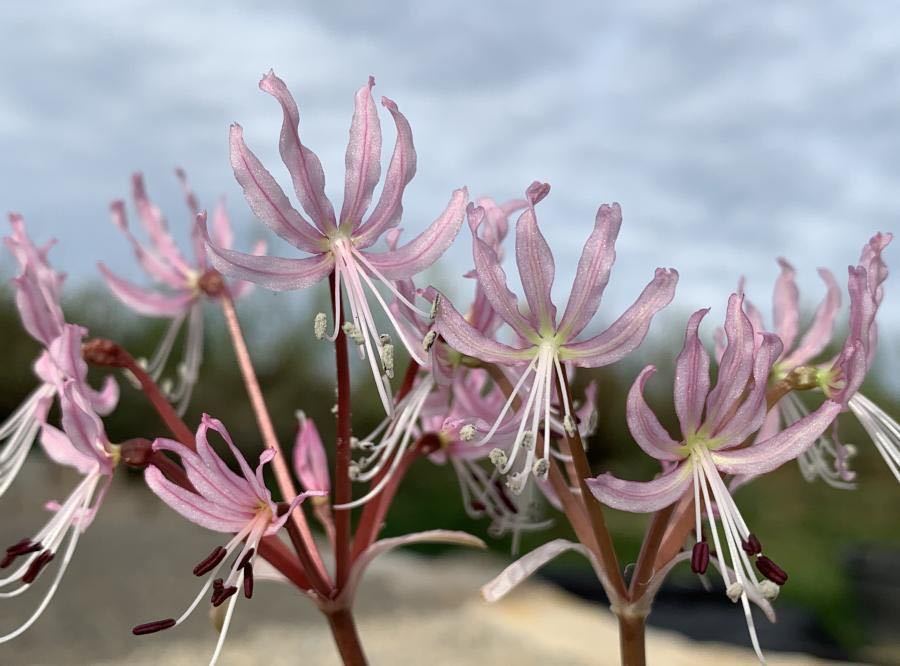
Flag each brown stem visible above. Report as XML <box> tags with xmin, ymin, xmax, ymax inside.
<box><xmin>218</xmin><ymin>292</ymin><xmax>332</xmax><ymax>594</ymax></box>
<box><xmin>325</xmin><ymin>608</ymin><xmax>368</xmax><ymax>666</ymax></box>
<box><xmin>652</xmin><ymin>494</ymin><xmax>695</xmax><ymax>572</ymax></box>
<box><xmin>331</xmin><ymin>272</ymin><xmax>353</xmax><ymax>588</ymax></box>
<box><xmin>618</xmin><ymin>613</ymin><xmax>647</xmax><ymax>666</ymax></box>
<box><xmin>629</xmin><ymin>502</ymin><xmax>676</xmax><ymax>600</ymax></box>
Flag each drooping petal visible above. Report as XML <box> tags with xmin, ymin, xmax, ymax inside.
<box><xmin>559</xmin><ymin>268</ymin><xmax>678</xmax><ymax>367</ymax></box>
<box><xmin>515</xmin><ymin>182</ymin><xmax>556</xmax><ymax>331</ymax></box>
<box><xmin>360</xmin><ymin>187</ymin><xmax>467</xmax><ymax>280</ymax></box>
<box><xmin>779</xmin><ymin>268</ymin><xmax>841</xmax><ymax>368</ymax></box>
<box><xmin>339</xmin><ymin>77</ymin><xmax>382</xmax><ymax>231</ymax></box>
<box><xmin>12</xmin><ymin>268</ymin><xmax>64</xmax><ymax>346</ymax></box>
<box><xmin>39</xmin><ymin>424</ymin><xmax>96</xmax><ymax>476</ymax></box>
<box><xmin>202</xmin><ymin>220</ymin><xmax>333</xmax><ymax>292</ymax></box>
<box><xmin>674</xmin><ymin>309</ymin><xmax>711</xmax><ymax>435</ymax></box>
<box><xmin>711</xmin><ymin>401</ymin><xmax>842</xmax><ymax>476</ymax></box>
<box><xmin>705</xmin><ymin>294</ymin><xmax>755</xmax><ymax>433</ymax></box>
<box><xmin>229</xmin><ymin>123</ymin><xmax>325</xmax><ymax>254</ymax></box>
<box><xmin>772</xmin><ymin>258</ymin><xmax>800</xmax><ymax>353</ymax></box>
<box><xmin>59</xmin><ymin>381</ymin><xmax>108</xmax><ymax>467</ymax></box>
<box><xmin>586</xmin><ymin>463</ymin><xmax>693</xmax><ymax>513</ymax></box>
<box><xmin>87</xmin><ymin>376</ymin><xmax>120</xmax><ymax>416</ymax></box>
<box><xmin>352</xmin><ymin>96</ymin><xmax>417</xmax><ymax>249</ymax></box>
<box><xmin>293</xmin><ymin>411</ymin><xmax>330</xmax><ymax>493</ymax></box>
<box><xmin>625</xmin><ymin>366</ymin><xmax>682</xmax><ymax>461</ymax></box>
<box><xmin>227</xmin><ymin>239</ymin><xmax>268</xmax><ymax>301</ymax></box>
<box><xmin>97</xmin><ymin>263</ymin><xmax>196</xmax><ymax>317</ymax></box>
<box><xmin>259</xmin><ymin>70</ymin><xmax>337</xmax><ymax>233</ymax></box>
<box><xmin>557</xmin><ymin>202</ymin><xmax>623</xmax><ymax>339</ymax></box>
<box><xmin>144</xmin><ymin>466</ymin><xmax>251</xmax><ymax>533</ymax></box>
<box><xmin>433</xmin><ymin>291</ymin><xmax>533</xmax><ymax>365</ymax></box>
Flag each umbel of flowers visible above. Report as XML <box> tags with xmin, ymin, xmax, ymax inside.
<box><xmin>0</xmin><ymin>68</ymin><xmax>895</xmax><ymax>666</ymax></box>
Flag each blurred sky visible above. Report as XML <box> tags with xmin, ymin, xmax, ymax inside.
<box><xmin>1</xmin><ymin>2</ymin><xmax>898</xmax><ymax>372</ymax></box>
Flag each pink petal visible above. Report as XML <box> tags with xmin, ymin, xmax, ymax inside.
<box><xmin>559</xmin><ymin>268</ymin><xmax>678</xmax><ymax>367</ymax></box>
<box><xmin>705</xmin><ymin>294</ymin><xmax>755</xmax><ymax>433</ymax></box>
<box><xmin>174</xmin><ymin>168</ymin><xmax>209</xmax><ymax>268</ymax></box>
<box><xmin>557</xmin><ymin>202</ymin><xmax>623</xmax><ymax>340</ymax></box>
<box><xmin>98</xmin><ymin>263</ymin><xmax>196</xmax><ymax>317</ymax></box>
<box><xmin>293</xmin><ymin>411</ymin><xmax>331</xmax><ymax>493</ymax></box>
<box><xmin>227</xmin><ymin>239</ymin><xmax>268</xmax><ymax>301</ymax></box>
<box><xmin>340</xmin><ymin>77</ymin><xmax>382</xmax><ymax>231</ymax></box>
<box><xmin>210</xmin><ymin>198</ymin><xmax>235</xmax><ymax>250</ymax></box>
<box><xmin>712</xmin><ymin>400</ymin><xmax>842</xmax><ymax>476</ymax></box>
<box><xmin>433</xmin><ymin>290</ymin><xmax>533</xmax><ymax>365</ymax></box>
<box><xmin>130</xmin><ymin>173</ymin><xmax>193</xmax><ymax>277</ymax></box>
<box><xmin>360</xmin><ymin>187</ymin><xmax>467</xmax><ymax>280</ymax></box>
<box><xmin>12</xmin><ymin>269</ymin><xmax>64</xmax><ymax>346</ymax></box>
<box><xmin>144</xmin><ymin>466</ymin><xmax>252</xmax><ymax>533</ymax></box>
<box><xmin>674</xmin><ymin>308</ymin><xmax>711</xmax><ymax>435</ymax></box>
<box><xmin>586</xmin><ymin>463</ymin><xmax>692</xmax><ymax>513</ymax></box>
<box><xmin>59</xmin><ymin>381</ymin><xmax>107</xmax><ymax>466</ymax></box>
<box><xmin>352</xmin><ymin>96</ymin><xmax>417</xmax><ymax>249</ymax></box>
<box><xmin>87</xmin><ymin>376</ymin><xmax>120</xmax><ymax>416</ymax></box>
<box><xmin>772</xmin><ymin>258</ymin><xmax>800</xmax><ymax>352</ymax></box>
<box><xmin>259</xmin><ymin>70</ymin><xmax>337</xmax><ymax>233</ymax></box>
<box><xmin>515</xmin><ymin>182</ymin><xmax>557</xmax><ymax>331</ymax></box>
<box><xmin>626</xmin><ymin>366</ymin><xmax>682</xmax><ymax>461</ymax></box>
<box><xmin>230</xmin><ymin>123</ymin><xmax>326</xmax><ymax>254</ymax></box>
<box><xmin>108</xmin><ymin>200</ymin><xmax>187</xmax><ymax>289</ymax></box>
<box><xmin>780</xmin><ymin>268</ymin><xmax>840</xmax><ymax>368</ymax></box>
<box><xmin>40</xmin><ymin>424</ymin><xmax>96</xmax><ymax>475</ymax></box>
<box><xmin>201</xmin><ymin>414</ymin><xmax>269</xmax><ymax>500</ymax></box>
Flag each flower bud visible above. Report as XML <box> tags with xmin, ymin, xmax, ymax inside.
<box><xmin>292</xmin><ymin>411</ymin><xmax>330</xmax><ymax>494</ymax></box>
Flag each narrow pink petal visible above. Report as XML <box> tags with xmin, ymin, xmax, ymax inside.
<box><xmin>227</xmin><ymin>239</ymin><xmax>268</xmax><ymax>301</ymax></box>
<box><xmin>40</xmin><ymin>424</ymin><xmax>96</xmax><ymax>475</ymax></box>
<box><xmin>12</xmin><ymin>269</ymin><xmax>64</xmax><ymax>346</ymax></box>
<box><xmin>210</xmin><ymin>198</ymin><xmax>235</xmax><ymax>250</ymax></box>
<box><xmin>108</xmin><ymin>200</ymin><xmax>187</xmax><ymax>289</ymax></box>
<box><xmin>98</xmin><ymin>263</ymin><xmax>195</xmax><ymax>317</ymax></box>
<box><xmin>705</xmin><ymin>294</ymin><xmax>755</xmax><ymax>432</ymax></box>
<box><xmin>340</xmin><ymin>77</ymin><xmax>382</xmax><ymax>230</ymax></box>
<box><xmin>674</xmin><ymin>309</ymin><xmax>711</xmax><ymax>435</ymax></box>
<box><xmin>59</xmin><ymin>381</ymin><xmax>107</xmax><ymax>465</ymax></box>
<box><xmin>173</xmin><ymin>168</ymin><xmax>210</xmax><ymax>268</ymax></box>
<box><xmin>131</xmin><ymin>174</ymin><xmax>193</xmax><ymax>275</ymax></box>
<box><xmin>293</xmin><ymin>412</ymin><xmax>331</xmax><ymax>493</ymax></box>
<box><xmin>859</xmin><ymin>231</ymin><xmax>892</xmax><ymax>305</ymax></box>
<box><xmin>626</xmin><ymin>366</ymin><xmax>682</xmax><ymax>461</ymax></box>
<box><xmin>203</xmin><ymin>220</ymin><xmax>333</xmax><ymax>292</ymax></box>
<box><xmin>586</xmin><ymin>464</ymin><xmax>692</xmax><ymax>513</ymax></box>
<box><xmin>259</xmin><ymin>70</ymin><xmax>337</xmax><ymax>233</ymax></box>
<box><xmin>557</xmin><ymin>202</ymin><xmax>623</xmax><ymax>339</ymax></box>
<box><xmin>780</xmin><ymin>268</ymin><xmax>840</xmax><ymax>368</ymax></box>
<box><xmin>230</xmin><ymin>123</ymin><xmax>326</xmax><ymax>253</ymax></box>
<box><xmin>360</xmin><ymin>187</ymin><xmax>467</xmax><ymax>280</ymax></box>
<box><xmin>433</xmin><ymin>290</ymin><xmax>533</xmax><ymax>365</ymax></box>
<box><xmin>352</xmin><ymin>96</ymin><xmax>417</xmax><ymax>249</ymax></box>
<box><xmin>87</xmin><ymin>376</ymin><xmax>120</xmax><ymax>416</ymax></box>
<box><xmin>712</xmin><ymin>400</ymin><xmax>842</xmax><ymax>476</ymax></box>
<box><xmin>559</xmin><ymin>268</ymin><xmax>678</xmax><ymax>368</ymax></box>
<box><xmin>201</xmin><ymin>414</ymin><xmax>268</xmax><ymax>498</ymax></box>
<box><xmin>515</xmin><ymin>182</ymin><xmax>557</xmax><ymax>331</ymax></box>
<box><xmin>772</xmin><ymin>258</ymin><xmax>800</xmax><ymax>352</ymax></box>
<box><xmin>144</xmin><ymin>466</ymin><xmax>252</xmax><ymax>533</ymax></box>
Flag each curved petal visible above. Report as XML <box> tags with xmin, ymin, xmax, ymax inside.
<box><xmin>772</xmin><ymin>258</ymin><xmax>800</xmax><ymax>352</ymax></box>
<box><xmin>229</xmin><ymin>123</ymin><xmax>325</xmax><ymax>253</ymax></box>
<box><xmin>353</xmin><ymin>96</ymin><xmax>417</xmax><ymax>249</ymax></box>
<box><xmin>203</xmin><ymin>225</ymin><xmax>333</xmax><ymax>292</ymax></box>
<box><xmin>108</xmin><ymin>200</ymin><xmax>187</xmax><ymax>289</ymax></box>
<box><xmin>626</xmin><ymin>366</ymin><xmax>682</xmax><ymax>461</ymax></box>
<box><xmin>59</xmin><ymin>381</ymin><xmax>107</xmax><ymax>465</ymax></box>
<box><xmin>130</xmin><ymin>173</ymin><xmax>193</xmax><ymax>276</ymax></box>
<box><xmin>97</xmin><ymin>263</ymin><xmax>194</xmax><ymax>317</ymax></box>
<box><xmin>12</xmin><ymin>268</ymin><xmax>64</xmax><ymax>346</ymax></box>
<box><xmin>586</xmin><ymin>463</ymin><xmax>692</xmax><ymax>513</ymax></box>
<box><xmin>515</xmin><ymin>182</ymin><xmax>556</xmax><ymax>331</ymax></box>
<box><xmin>209</xmin><ymin>198</ymin><xmax>235</xmax><ymax>250</ymax></box>
<box><xmin>674</xmin><ymin>308</ymin><xmax>711</xmax><ymax>435</ymax></box>
<box><xmin>433</xmin><ymin>290</ymin><xmax>532</xmax><ymax>365</ymax></box>
<box><xmin>40</xmin><ymin>424</ymin><xmax>96</xmax><ymax>475</ymax></box>
<box><xmin>705</xmin><ymin>293</ymin><xmax>754</xmax><ymax>432</ymax></box>
<box><xmin>87</xmin><ymin>376</ymin><xmax>120</xmax><ymax>416</ymax></box>
<box><xmin>227</xmin><ymin>239</ymin><xmax>268</xmax><ymax>300</ymax></box>
<box><xmin>360</xmin><ymin>187</ymin><xmax>467</xmax><ymax>280</ymax></box>
<box><xmin>559</xmin><ymin>268</ymin><xmax>678</xmax><ymax>367</ymax></box>
<box><xmin>340</xmin><ymin>77</ymin><xmax>382</xmax><ymax>231</ymax></box>
<box><xmin>259</xmin><ymin>70</ymin><xmax>336</xmax><ymax>233</ymax></box>
<box><xmin>558</xmin><ymin>202</ymin><xmax>623</xmax><ymax>339</ymax></box>
<box><xmin>780</xmin><ymin>268</ymin><xmax>840</xmax><ymax>368</ymax></box>
<box><xmin>144</xmin><ymin>466</ymin><xmax>252</xmax><ymax>533</ymax></box>
<box><xmin>712</xmin><ymin>400</ymin><xmax>842</xmax><ymax>476</ymax></box>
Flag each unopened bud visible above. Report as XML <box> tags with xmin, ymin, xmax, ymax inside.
<box><xmin>489</xmin><ymin>448</ymin><xmax>508</xmax><ymax>468</ymax></box>
<box><xmin>314</xmin><ymin>313</ymin><xmax>327</xmax><ymax>340</ymax></box>
<box><xmin>459</xmin><ymin>424</ymin><xmax>476</xmax><ymax>441</ymax></box>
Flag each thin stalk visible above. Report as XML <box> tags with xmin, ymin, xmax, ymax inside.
<box><xmin>325</xmin><ymin>608</ymin><xmax>368</xmax><ymax>666</ymax></box>
<box><xmin>629</xmin><ymin>503</ymin><xmax>676</xmax><ymax>600</ymax></box>
<box><xmin>331</xmin><ymin>272</ymin><xmax>353</xmax><ymax>588</ymax></box>
<box><xmin>618</xmin><ymin>613</ymin><xmax>647</xmax><ymax>666</ymax></box>
<box><xmin>218</xmin><ymin>292</ymin><xmax>332</xmax><ymax>593</ymax></box>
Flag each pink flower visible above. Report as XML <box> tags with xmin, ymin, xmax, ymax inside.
<box><xmin>586</xmin><ymin>295</ymin><xmax>842</xmax><ymax>660</ymax></box>
<box><xmin>202</xmin><ymin>70</ymin><xmax>467</xmax><ymax>415</ymax></box>
<box><xmin>0</xmin><ymin>378</ymin><xmax>117</xmax><ymax>643</ymax></box>
<box><xmin>134</xmin><ymin>414</ymin><xmax>321</xmax><ymax>663</ymax></box>
<box><xmin>434</xmin><ymin>182</ymin><xmax>677</xmax><ymax>489</ymax></box>
<box><xmin>2</xmin><ymin>219</ymin><xmax>118</xmax><ymax>498</ymax></box>
<box><xmin>99</xmin><ymin>171</ymin><xmax>264</xmax><ymax>414</ymax></box>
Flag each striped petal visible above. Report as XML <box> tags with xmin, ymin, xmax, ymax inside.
<box><xmin>340</xmin><ymin>77</ymin><xmax>382</xmax><ymax>231</ymax></box>
<box><xmin>586</xmin><ymin>463</ymin><xmax>692</xmax><ymax>513</ymax></box>
<box><xmin>705</xmin><ymin>294</ymin><xmax>754</xmax><ymax>432</ymax></box>
<box><xmin>772</xmin><ymin>258</ymin><xmax>800</xmax><ymax>352</ymax></box>
<box><xmin>674</xmin><ymin>309</ymin><xmax>711</xmax><ymax>435</ymax></box>
<box><xmin>626</xmin><ymin>366</ymin><xmax>682</xmax><ymax>461</ymax></box>
<box><xmin>98</xmin><ymin>263</ymin><xmax>195</xmax><ymax>317</ymax></box>
<box><xmin>515</xmin><ymin>182</ymin><xmax>556</xmax><ymax>331</ymax></box>
<box><xmin>433</xmin><ymin>290</ymin><xmax>532</xmax><ymax>365</ymax></box>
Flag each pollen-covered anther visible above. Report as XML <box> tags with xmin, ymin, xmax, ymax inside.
<box><xmin>488</xmin><ymin>448</ymin><xmax>508</xmax><ymax>468</ymax></box>
<box><xmin>741</xmin><ymin>533</ymin><xmax>762</xmax><ymax>556</ymax></box>
<box><xmin>314</xmin><ymin>313</ymin><xmax>328</xmax><ymax>340</ymax></box>
<box><xmin>755</xmin><ymin>555</ymin><xmax>788</xmax><ymax>585</ymax></box>
<box><xmin>505</xmin><ymin>472</ymin><xmax>526</xmax><ymax>495</ymax></box>
<box><xmin>380</xmin><ymin>342</ymin><xmax>395</xmax><ymax>379</ymax></box>
<box><xmin>759</xmin><ymin>580</ymin><xmax>780</xmax><ymax>600</ymax></box>
<box><xmin>726</xmin><ymin>582</ymin><xmax>744</xmax><ymax>603</ymax></box>
<box><xmin>521</xmin><ymin>432</ymin><xmax>535</xmax><ymax>450</ymax></box>
<box><xmin>422</xmin><ymin>330</ymin><xmax>437</xmax><ymax>351</ymax></box>
<box><xmin>342</xmin><ymin>322</ymin><xmax>365</xmax><ymax>345</ymax></box>
<box><xmin>348</xmin><ymin>462</ymin><xmax>361</xmax><ymax>481</ymax></box>
<box><xmin>532</xmin><ymin>459</ymin><xmax>549</xmax><ymax>479</ymax></box>
<box><xmin>563</xmin><ymin>415</ymin><xmax>577</xmax><ymax>438</ymax></box>
<box><xmin>691</xmin><ymin>541</ymin><xmax>710</xmax><ymax>574</ymax></box>
<box><xmin>459</xmin><ymin>424</ymin><xmax>476</xmax><ymax>442</ymax></box>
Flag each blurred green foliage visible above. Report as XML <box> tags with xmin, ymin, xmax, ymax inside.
<box><xmin>0</xmin><ymin>281</ymin><xmax>897</xmax><ymax>655</ymax></box>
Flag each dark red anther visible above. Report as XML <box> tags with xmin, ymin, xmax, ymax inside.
<box><xmin>22</xmin><ymin>551</ymin><xmax>55</xmax><ymax>584</ymax></box>
<box><xmin>238</xmin><ymin>548</ymin><xmax>255</xmax><ymax>570</ymax></box>
<box><xmin>193</xmin><ymin>546</ymin><xmax>227</xmax><ymax>576</ymax></box>
<box><xmin>212</xmin><ymin>585</ymin><xmax>238</xmax><ymax>607</ymax></box>
<box><xmin>470</xmin><ymin>500</ymin><xmax>487</xmax><ymax>512</ymax></box>
<box><xmin>742</xmin><ymin>533</ymin><xmax>762</xmax><ymax>556</ymax></box>
<box><xmin>132</xmin><ymin>618</ymin><xmax>176</xmax><ymax>635</ymax></box>
<box><xmin>6</xmin><ymin>539</ymin><xmax>42</xmax><ymax>557</ymax></box>
<box><xmin>0</xmin><ymin>553</ymin><xmax>15</xmax><ymax>569</ymax></box>
<box><xmin>755</xmin><ymin>556</ymin><xmax>788</xmax><ymax>585</ymax></box>
<box><xmin>242</xmin><ymin>564</ymin><xmax>254</xmax><ymax>599</ymax></box>
<box><xmin>417</xmin><ymin>432</ymin><xmax>442</xmax><ymax>456</ymax></box>
<box><xmin>6</xmin><ymin>538</ymin><xmax>32</xmax><ymax>553</ymax></box>
<box><xmin>691</xmin><ymin>541</ymin><xmax>710</xmax><ymax>574</ymax></box>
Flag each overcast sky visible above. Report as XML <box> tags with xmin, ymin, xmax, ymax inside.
<box><xmin>1</xmin><ymin>2</ymin><xmax>897</xmax><ymax>372</ymax></box>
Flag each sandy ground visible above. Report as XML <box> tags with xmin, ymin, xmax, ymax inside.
<box><xmin>0</xmin><ymin>459</ymin><xmax>845</xmax><ymax>665</ymax></box>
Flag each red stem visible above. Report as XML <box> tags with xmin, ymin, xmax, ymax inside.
<box><xmin>325</xmin><ymin>608</ymin><xmax>368</xmax><ymax>665</ymax></box>
<box><xmin>331</xmin><ymin>272</ymin><xmax>353</xmax><ymax>589</ymax></box>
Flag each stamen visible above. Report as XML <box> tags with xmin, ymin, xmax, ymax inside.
<box><xmin>532</xmin><ymin>459</ymin><xmax>548</xmax><ymax>479</ymax></box>
<box><xmin>211</xmin><ymin>585</ymin><xmax>238</xmax><ymax>607</ymax></box>
<box><xmin>237</xmin><ymin>548</ymin><xmax>255</xmax><ymax>569</ymax></box>
<box><xmin>489</xmin><ymin>449</ymin><xmax>508</xmax><ymax>468</ymax></box>
<box><xmin>563</xmin><ymin>415</ymin><xmax>577</xmax><ymax>438</ymax></box>
<box><xmin>759</xmin><ymin>580</ymin><xmax>780</xmax><ymax>600</ymax></box>
<box><xmin>342</xmin><ymin>322</ymin><xmax>365</xmax><ymax>345</ymax></box>
<box><xmin>741</xmin><ymin>534</ymin><xmax>762</xmax><ymax>556</ymax></box>
<box><xmin>314</xmin><ymin>313</ymin><xmax>327</xmax><ymax>340</ymax></box>
<box><xmin>691</xmin><ymin>541</ymin><xmax>710</xmax><ymax>574</ymax></box>
<box><xmin>242</xmin><ymin>564</ymin><xmax>254</xmax><ymax>599</ymax></box>
<box><xmin>423</xmin><ymin>330</ymin><xmax>437</xmax><ymax>351</ymax></box>
<box><xmin>193</xmin><ymin>546</ymin><xmax>227</xmax><ymax>576</ymax></box>
<box><xmin>132</xmin><ymin>618</ymin><xmax>177</xmax><ymax>635</ymax></box>
<box><xmin>755</xmin><ymin>556</ymin><xmax>788</xmax><ymax>585</ymax></box>
<box><xmin>459</xmin><ymin>425</ymin><xmax>476</xmax><ymax>442</ymax></box>
<box><xmin>726</xmin><ymin>581</ymin><xmax>744</xmax><ymax>602</ymax></box>
<box><xmin>21</xmin><ymin>551</ymin><xmax>54</xmax><ymax>584</ymax></box>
